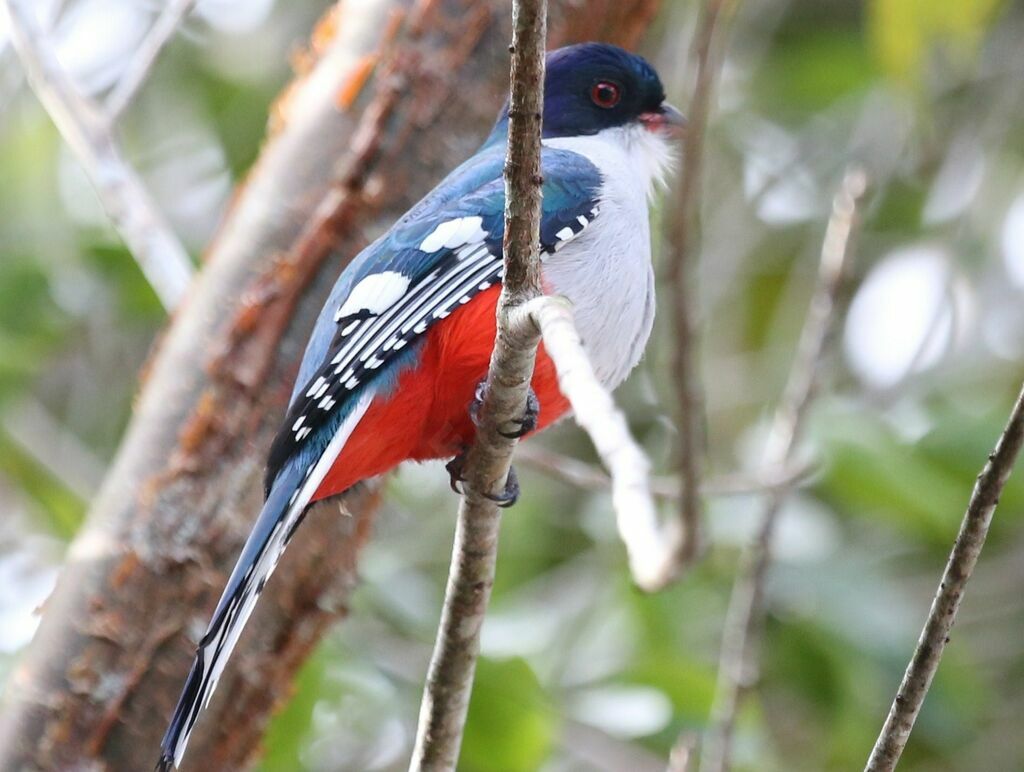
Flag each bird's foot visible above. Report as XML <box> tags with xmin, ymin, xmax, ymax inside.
<box><xmin>500</xmin><ymin>389</ymin><xmax>540</xmax><ymax>439</ymax></box>
<box><xmin>469</xmin><ymin>380</ymin><xmax>540</xmax><ymax>439</ymax></box>
<box><xmin>484</xmin><ymin>464</ymin><xmax>520</xmax><ymax>508</ymax></box>
<box><xmin>445</xmin><ymin>454</ymin><xmax>521</xmax><ymax>508</ymax></box>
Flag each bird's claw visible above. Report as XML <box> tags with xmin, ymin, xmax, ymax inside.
<box><xmin>470</xmin><ymin>381</ymin><xmax>540</xmax><ymax>440</ymax></box>
<box><xmin>498</xmin><ymin>388</ymin><xmax>540</xmax><ymax>439</ymax></box>
<box><xmin>446</xmin><ymin>456</ymin><xmax>521</xmax><ymax>507</ymax></box>
<box><xmin>483</xmin><ymin>465</ymin><xmax>520</xmax><ymax>508</ymax></box>
<box><xmin>446</xmin><ymin>453</ymin><xmax>467</xmax><ymax>494</ymax></box>
<box><xmin>469</xmin><ymin>381</ymin><xmax>487</xmax><ymax>428</ymax></box>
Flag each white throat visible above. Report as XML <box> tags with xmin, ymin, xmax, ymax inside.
<box><xmin>537</xmin><ymin>124</ymin><xmax>676</xmax><ymax>389</ymax></box>
<box><xmin>607</xmin><ymin>122</ymin><xmax>677</xmax><ymax>198</ymax></box>
<box><xmin>544</xmin><ymin>123</ymin><xmax>676</xmax><ymax>202</ymax></box>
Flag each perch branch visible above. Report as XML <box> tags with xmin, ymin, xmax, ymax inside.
<box><xmin>409</xmin><ymin>1</ymin><xmax>548</xmax><ymax>768</ymax></box>
<box><xmin>2</xmin><ymin>0</ymin><xmax>194</xmax><ymax>311</ymax></box>
<box><xmin>700</xmin><ymin>168</ymin><xmax>866</xmax><ymax>772</ymax></box>
<box><xmin>663</xmin><ymin>0</ymin><xmax>732</xmax><ymax>572</ymax></box>
<box><xmin>410</xmin><ymin>290</ymin><xmax>677</xmax><ymax>770</ymax></box>
<box><xmin>864</xmin><ymin>383</ymin><xmax>1024</xmax><ymax>771</ymax></box>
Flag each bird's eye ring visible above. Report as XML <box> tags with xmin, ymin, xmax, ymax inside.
<box><xmin>590</xmin><ymin>81</ymin><xmax>621</xmax><ymax>109</ymax></box>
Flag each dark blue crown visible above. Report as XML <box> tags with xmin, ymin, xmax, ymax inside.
<box><xmin>492</xmin><ymin>43</ymin><xmax>667</xmax><ymax>140</ymax></box>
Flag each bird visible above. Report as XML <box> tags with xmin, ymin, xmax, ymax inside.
<box><xmin>157</xmin><ymin>41</ymin><xmax>683</xmax><ymax>770</ymax></box>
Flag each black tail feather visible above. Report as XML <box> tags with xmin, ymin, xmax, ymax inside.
<box><xmin>156</xmin><ymin>651</ymin><xmax>206</xmax><ymax>769</ymax></box>
<box><xmin>154</xmin><ymin>460</ymin><xmax>306</xmax><ymax>769</ymax></box>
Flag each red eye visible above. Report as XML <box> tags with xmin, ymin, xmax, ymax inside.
<box><xmin>590</xmin><ymin>81</ymin><xmax>621</xmax><ymax>108</ymax></box>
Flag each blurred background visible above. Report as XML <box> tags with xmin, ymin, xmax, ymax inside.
<box><xmin>3</xmin><ymin>0</ymin><xmax>1024</xmax><ymax>770</ymax></box>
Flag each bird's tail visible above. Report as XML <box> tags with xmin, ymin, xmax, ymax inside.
<box><xmin>156</xmin><ymin>460</ymin><xmax>308</xmax><ymax>771</ymax></box>
<box><xmin>157</xmin><ymin>391</ymin><xmax>373</xmax><ymax>770</ymax></box>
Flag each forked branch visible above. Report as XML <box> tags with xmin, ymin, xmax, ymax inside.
<box><xmin>2</xmin><ymin>0</ymin><xmax>194</xmax><ymax>310</ymax></box>
<box><xmin>105</xmin><ymin>0</ymin><xmax>198</xmax><ymax>123</ymax></box>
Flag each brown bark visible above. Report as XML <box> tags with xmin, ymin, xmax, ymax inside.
<box><xmin>0</xmin><ymin>2</ymin><xmax>659</xmax><ymax>770</ymax></box>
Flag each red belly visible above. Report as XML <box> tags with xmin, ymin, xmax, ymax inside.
<box><xmin>311</xmin><ymin>286</ymin><xmax>570</xmax><ymax>501</ymax></box>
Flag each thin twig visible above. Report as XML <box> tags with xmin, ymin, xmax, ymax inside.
<box><xmin>664</xmin><ymin>0</ymin><xmax>732</xmax><ymax>571</ymax></box>
<box><xmin>699</xmin><ymin>168</ymin><xmax>867</xmax><ymax>772</ymax></box>
<box><xmin>667</xmin><ymin>732</ymin><xmax>697</xmax><ymax>772</ymax></box>
<box><xmin>2</xmin><ymin>0</ymin><xmax>194</xmax><ymax>311</ymax></box>
<box><xmin>1</xmin><ymin>397</ymin><xmax>106</xmax><ymax>501</ymax></box>
<box><xmin>515</xmin><ymin>443</ymin><xmax>813</xmax><ymax>500</ymax></box>
<box><xmin>561</xmin><ymin>719</ymin><xmax>669</xmax><ymax>772</ymax></box>
<box><xmin>408</xmin><ymin>2</ymin><xmax>548</xmax><ymax>769</ymax></box>
<box><xmin>104</xmin><ymin>0</ymin><xmax>197</xmax><ymax>123</ymax></box>
<box><xmin>864</xmin><ymin>383</ymin><xmax>1024</xmax><ymax>771</ymax></box>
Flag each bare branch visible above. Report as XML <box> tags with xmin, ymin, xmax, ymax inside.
<box><xmin>561</xmin><ymin>719</ymin><xmax>669</xmax><ymax>772</ymax></box>
<box><xmin>2</xmin><ymin>0</ymin><xmax>194</xmax><ymax>311</ymax></box>
<box><xmin>699</xmin><ymin>168</ymin><xmax>866</xmax><ymax>772</ymax></box>
<box><xmin>864</xmin><ymin>383</ymin><xmax>1024</xmax><ymax>770</ymax></box>
<box><xmin>515</xmin><ymin>443</ymin><xmax>814</xmax><ymax>500</ymax></box>
<box><xmin>0</xmin><ymin>397</ymin><xmax>105</xmax><ymax>501</ymax></box>
<box><xmin>663</xmin><ymin>0</ymin><xmax>733</xmax><ymax>572</ymax></box>
<box><xmin>104</xmin><ymin>0</ymin><xmax>197</xmax><ymax>123</ymax></box>
<box><xmin>409</xmin><ymin>1</ymin><xmax>548</xmax><ymax>768</ymax></box>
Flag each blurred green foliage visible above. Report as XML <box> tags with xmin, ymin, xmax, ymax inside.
<box><xmin>869</xmin><ymin>0</ymin><xmax>1006</xmax><ymax>83</ymax></box>
<box><xmin>3</xmin><ymin>0</ymin><xmax>1024</xmax><ymax>770</ymax></box>
<box><xmin>461</xmin><ymin>657</ymin><xmax>558</xmax><ymax>771</ymax></box>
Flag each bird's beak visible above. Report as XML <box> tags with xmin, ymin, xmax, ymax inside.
<box><xmin>639</xmin><ymin>102</ymin><xmax>687</xmax><ymax>137</ymax></box>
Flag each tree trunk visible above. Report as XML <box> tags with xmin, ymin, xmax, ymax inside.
<box><xmin>0</xmin><ymin>1</ymin><xmax>659</xmax><ymax>769</ymax></box>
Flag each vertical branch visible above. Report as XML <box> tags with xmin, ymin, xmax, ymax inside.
<box><xmin>664</xmin><ymin>0</ymin><xmax>731</xmax><ymax>569</ymax></box>
<box><xmin>1</xmin><ymin>0</ymin><xmax>194</xmax><ymax>311</ymax></box>
<box><xmin>864</xmin><ymin>383</ymin><xmax>1024</xmax><ymax>771</ymax></box>
<box><xmin>699</xmin><ymin>169</ymin><xmax>866</xmax><ymax>772</ymax></box>
<box><xmin>408</xmin><ymin>1</ymin><xmax>547</xmax><ymax>769</ymax></box>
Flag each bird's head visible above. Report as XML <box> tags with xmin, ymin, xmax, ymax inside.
<box><xmin>489</xmin><ymin>43</ymin><xmax>683</xmax><ymax>193</ymax></box>
<box><xmin>492</xmin><ymin>43</ymin><xmax>684</xmax><ymax>140</ymax></box>
<box><xmin>537</xmin><ymin>43</ymin><xmax>685</xmax><ymax>140</ymax></box>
